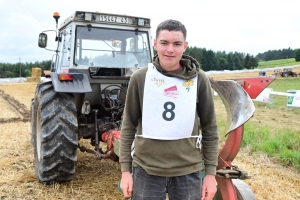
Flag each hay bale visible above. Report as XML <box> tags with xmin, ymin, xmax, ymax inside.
<box><xmin>31</xmin><ymin>68</ymin><xmax>42</xmax><ymax>78</ymax></box>
<box><xmin>26</xmin><ymin>77</ymin><xmax>34</xmax><ymax>82</ymax></box>
<box><xmin>27</xmin><ymin>77</ymin><xmax>39</xmax><ymax>82</ymax></box>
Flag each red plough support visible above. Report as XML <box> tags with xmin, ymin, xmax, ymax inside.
<box><xmin>216</xmin><ymin>126</ymin><xmax>248</xmax><ymax>199</ymax></box>
<box><xmin>211</xmin><ymin>76</ymin><xmax>275</xmax><ymax>200</ymax></box>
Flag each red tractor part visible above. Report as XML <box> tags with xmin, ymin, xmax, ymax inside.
<box><xmin>234</xmin><ymin>76</ymin><xmax>275</xmax><ymax>99</ymax></box>
<box><xmin>100</xmin><ymin>130</ymin><xmax>121</xmax><ymax>162</ymax></box>
<box><xmin>102</xmin><ymin>130</ymin><xmax>121</xmax><ymax>153</ymax></box>
<box><xmin>78</xmin><ymin>126</ymin><xmax>121</xmax><ymax>162</ymax></box>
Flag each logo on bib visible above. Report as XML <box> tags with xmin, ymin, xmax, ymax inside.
<box><xmin>151</xmin><ymin>78</ymin><xmax>166</xmax><ymax>88</ymax></box>
<box><xmin>164</xmin><ymin>85</ymin><xmax>179</xmax><ymax>98</ymax></box>
<box><xmin>183</xmin><ymin>79</ymin><xmax>194</xmax><ymax>92</ymax></box>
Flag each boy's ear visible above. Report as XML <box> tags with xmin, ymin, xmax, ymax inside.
<box><xmin>153</xmin><ymin>39</ymin><xmax>157</xmax><ymax>50</ymax></box>
<box><xmin>184</xmin><ymin>41</ymin><xmax>188</xmax><ymax>51</ymax></box>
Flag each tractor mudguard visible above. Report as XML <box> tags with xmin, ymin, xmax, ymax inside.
<box><xmin>51</xmin><ymin>72</ymin><xmax>92</xmax><ymax>93</ymax></box>
<box><xmin>210</xmin><ymin>79</ymin><xmax>255</xmax><ymax>135</ymax></box>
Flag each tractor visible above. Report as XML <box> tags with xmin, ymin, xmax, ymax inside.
<box><xmin>32</xmin><ymin>11</ymin><xmax>152</xmax><ymax>183</ymax></box>
<box><xmin>280</xmin><ymin>68</ymin><xmax>298</xmax><ymax>77</ymax></box>
<box><xmin>32</xmin><ymin>11</ymin><xmax>275</xmax><ymax>200</ymax></box>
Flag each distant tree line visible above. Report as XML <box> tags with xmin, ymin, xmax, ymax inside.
<box><xmin>3</xmin><ymin>47</ymin><xmax>299</xmax><ymax>78</ymax></box>
<box><xmin>1</xmin><ymin>47</ymin><xmax>259</xmax><ymax>77</ymax></box>
<box><xmin>0</xmin><ymin>60</ymin><xmax>51</xmax><ymax>78</ymax></box>
<box><xmin>184</xmin><ymin>47</ymin><xmax>258</xmax><ymax>71</ymax></box>
<box><xmin>256</xmin><ymin>48</ymin><xmax>295</xmax><ymax>61</ymax></box>
<box><xmin>294</xmin><ymin>49</ymin><xmax>300</xmax><ymax>62</ymax></box>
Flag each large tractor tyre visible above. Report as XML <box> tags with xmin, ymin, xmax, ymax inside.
<box><xmin>31</xmin><ymin>81</ymin><xmax>78</xmax><ymax>184</ymax></box>
<box><xmin>213</xmin><ymin>179</ymin><xmax>256</xmax><ymax>200</ymax></box>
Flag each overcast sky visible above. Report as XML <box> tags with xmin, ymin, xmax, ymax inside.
<box><xmin>0</xmin><ymin>0</ymin><xmax>299</xmax><ymax>63</ymax></box>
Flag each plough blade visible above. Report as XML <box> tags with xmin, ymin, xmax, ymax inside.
<box><xmin>210</xmin><ymin>79</ymin><xmax>255</xmax><ymax>135</ymax></box>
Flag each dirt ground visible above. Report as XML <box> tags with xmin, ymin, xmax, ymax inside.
<box><xmin>0</xmin><ymin>69</ymin><xmax>299</xmax><ymax>200</ymax></box>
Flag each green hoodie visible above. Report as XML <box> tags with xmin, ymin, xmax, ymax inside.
<box><xmin>120</xmin><ymin>54</ymin><xmax>219</xmax><ymax>176</ymax></box>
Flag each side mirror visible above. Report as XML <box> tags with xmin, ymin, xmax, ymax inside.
<box><xmin>38</xmin><ymin>33</ymin><xmax>47</xmax><ymax>48</ymax></box>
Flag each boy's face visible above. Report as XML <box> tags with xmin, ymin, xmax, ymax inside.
<box><xmin>154</xmin><ymin>30</ymin><xmax>188</xmax><ymax>71</ymax></box>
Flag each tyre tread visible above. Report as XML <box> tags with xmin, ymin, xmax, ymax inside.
<box><xmin>32</xmin><ymin>81</ymin><xmax>78</xmax><ymax>184</ymax></box>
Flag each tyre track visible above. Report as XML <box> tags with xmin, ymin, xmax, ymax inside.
<box><xmin>0</xmin><ymin>89</ymin><xmax>31</xmax><ymax>123</ymax></box>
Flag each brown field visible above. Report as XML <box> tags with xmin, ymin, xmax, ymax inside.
<box><xmin>0</xmin><ymin>69</ymin><xmax>299</xmax><ymax>200</ymax></box>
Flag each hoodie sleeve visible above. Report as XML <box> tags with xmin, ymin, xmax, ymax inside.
<box><xmin>119</xmin><ymin>70</ymin><xmax>143</xmax><ymax>172</ymax></box>
<box><xmin>197</xmin><ymin>71</ymin><xmax>219</xmax><ymax>175</ymax></box>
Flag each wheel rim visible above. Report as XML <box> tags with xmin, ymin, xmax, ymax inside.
<box><xmin>36</xmin><ymin>105</ymin><xmax>41</xmax><ymax>160</ymax></box>
<box><xmin>232</xmin><ymin>179</ymin><xmax>256</xmax><ymax>200</ymax></box>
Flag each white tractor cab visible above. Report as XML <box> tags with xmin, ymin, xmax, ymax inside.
<box><xmin>32</xmin><ymin>11</ymin><xmax>153</xmax><ymax>184</ymax></box>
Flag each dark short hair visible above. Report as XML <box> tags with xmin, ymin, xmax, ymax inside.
<box><xmin>156</xmin><ymin>19</ymin><xmax>187</xmax><ymax>40</ymax></box>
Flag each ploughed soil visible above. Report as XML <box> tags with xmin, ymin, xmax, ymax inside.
<box><xmin>0</xmin><ymin>90</ymin><xmax>30</xmax><ymax>123</ymax></box>
<box><xmin>0</xmin><ymin>69</ymin><xmax>299</xmax><ymax>200</ymax></box>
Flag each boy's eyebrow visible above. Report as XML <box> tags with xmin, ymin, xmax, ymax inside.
<box><xmin>159</xmin><ymin>40</ymin><xmax>183</xmax><ymax>43</ymax></box>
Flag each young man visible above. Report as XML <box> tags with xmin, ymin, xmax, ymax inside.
<box><xmin>120</xmin><ymin>19</ymin><xmax>219</xmax><ymax>200</ymax></box>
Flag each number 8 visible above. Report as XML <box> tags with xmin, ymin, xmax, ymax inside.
<box><xmin>162</xmin><ymin>102</ymin><xmax>175</xmax><ymax>121</ymax></box>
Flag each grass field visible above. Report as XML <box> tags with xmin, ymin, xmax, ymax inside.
<box><xmin>209</xmin><ymin>73</ymin><xmax>300</xmax><ymax>199</ymax></box>
<box><xmin>258</xmin><ymin>58</ymin><xmax>300</xmax><ymax>69</ymax></box>
<box><xmin>248</xmin><ymin>79</ymin><xmax>300</xmax><ymax>169</ymax></box>
<box><xmin>269</xmin><ymin>78</ymin><xmax>300</xmax><ymax>92</ymax></box>
<box><xmin>0</xmin><ymin>72</ymin><xmax>299</xmax><ymax>199</ymax></box>
<box><xmin>213</xmin><ymin>78</ymin><xmax>300</xmax><ymax>170</ymax></box>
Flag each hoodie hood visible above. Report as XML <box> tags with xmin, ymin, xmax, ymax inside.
<box><xmin>152</xmin><ymin>54</ymin><xmax>200</xmax><ymax>80</ymax></box>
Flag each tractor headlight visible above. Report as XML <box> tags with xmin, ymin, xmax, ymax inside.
<box><xmin>133</xmin><ymin>18</ymin><xmax>146</xmax><ymax>26</ymax></box>
<box><xmin>138</xmin><ymin>18</ymin><xmax>145</xmax><ymax>26</ymax></box>
<box><xmin>85</xmin><ymin>13</ymin><xmax>92</xmax><ymax>21</ymax></box>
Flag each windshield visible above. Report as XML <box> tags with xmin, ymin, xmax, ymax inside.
<box><xmin>75</xmin><ymin>26</ymin><xmax>151</xmax><ymax>69</ymax></box>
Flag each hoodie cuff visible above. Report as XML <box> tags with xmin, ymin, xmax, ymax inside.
<box><xmin>120</xmin><ymin>162</ymin><xmax>132</xmax><ymax>173</ymax></box>
<box><xmin>205</xmin><ymin>165</ymin><xmax>217</xmax><ymax>176</ymax></box>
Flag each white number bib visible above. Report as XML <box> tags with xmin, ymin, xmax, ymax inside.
<box><xmin>141</xmin><ymin>64</ymin><xmax>198</xmax><ymax>140</ymax></box>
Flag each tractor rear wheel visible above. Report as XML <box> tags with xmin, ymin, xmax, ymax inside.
<box><xmin>31</xmin><ymin>81</ymin><xmax>78</xmax><ymax>184</ymax></box>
